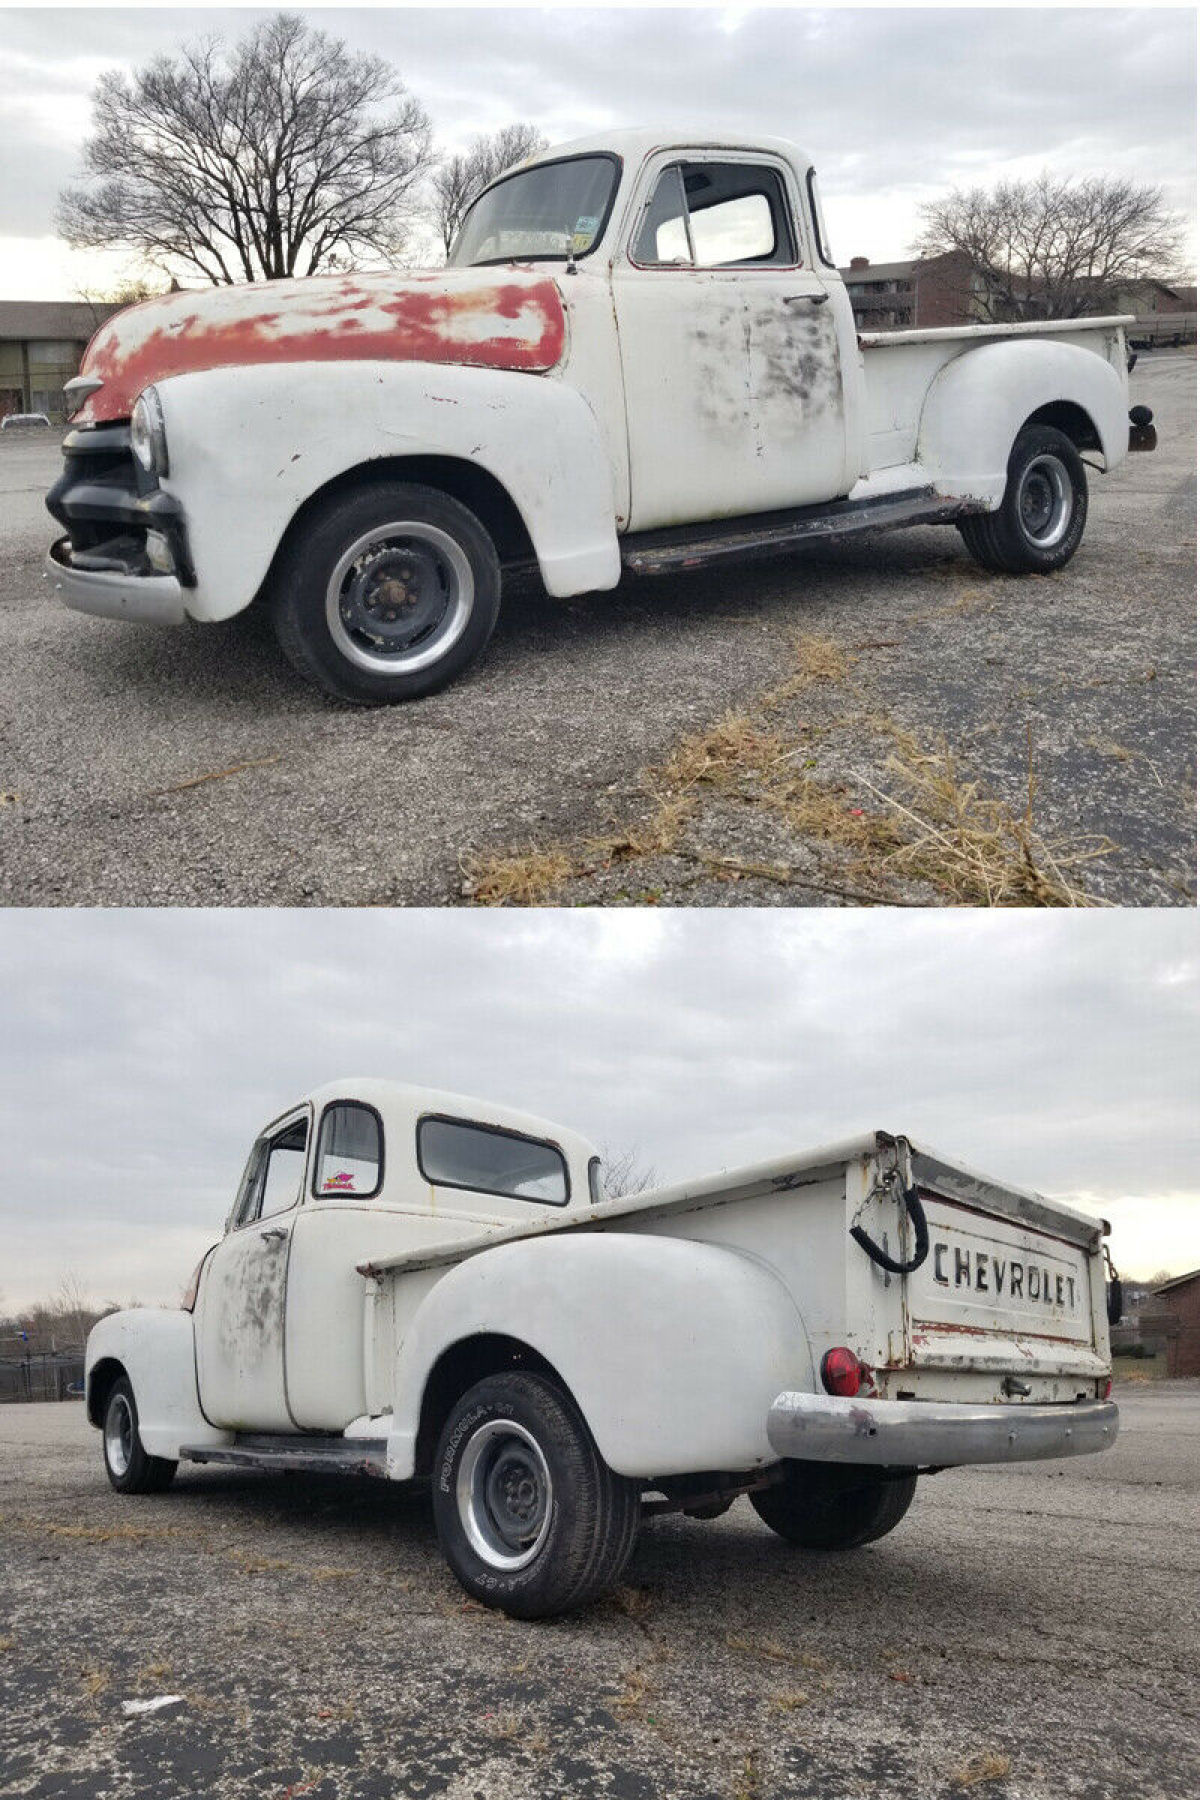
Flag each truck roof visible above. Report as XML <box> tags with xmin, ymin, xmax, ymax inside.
<box><xmin>520</xmin><ymin>126</ymin><xmax>815</xmax><ymax>174</ymax></box>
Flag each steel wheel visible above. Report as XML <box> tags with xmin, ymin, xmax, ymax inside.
<box><xmin>104</xmin><ymin>1390</ymin><xmax>134</xmax><ymax>1478</ymax></box>
<box><xmin>457</xmin><ymin>1418</ymin><xmax>554</xmax><ymax>1571</ymax></box>
<box><xmin>1016</xmin><ymin>453</ymin><xmax>1072</xmax><ymax>550</ymax></box>
<box><xmin>325</xmin><ymin>522</ymin><xmax>475</xmax><ymax>676</ymax></box>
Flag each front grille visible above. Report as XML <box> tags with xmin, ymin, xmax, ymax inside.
<box><xmin>46</xmin><ymin>423</ymin><xmax>194</xmax><ymax>584</ymax></box>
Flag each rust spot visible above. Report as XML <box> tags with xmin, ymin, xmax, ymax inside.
<box><xmin>77</xmin><ymin>271</ymin><xmax>567</xmax><ymax>423</ymax></box>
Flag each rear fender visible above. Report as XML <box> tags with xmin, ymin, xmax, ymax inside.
<box><xmin>387</xmin><ymin>1232</ymin><xmax>814</xmax><ymax>1481</ymax></box>
<box><xmin>917</xmin><ymin>337</ymin><xmax>1129</xmax><ymax>507</ymax></box>
<box><xmin>85</xmin><ymin>1308</ymin><xmax>231</xmax><ymax>1461</ymax></box>
<box><xmin>154</xmin><ymin>361</ymin><xmax>621</xmax><ymax>621</ymax></box>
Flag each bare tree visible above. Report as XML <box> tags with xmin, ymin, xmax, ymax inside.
<box><xmin>59</xmin><ymin>11</ymin><xmax>434</xmax><ymax>285</ymax></box>
<box><xmin>595</xmin><ymin>1144</ymin><xmax>658</xmax><ymax>1202</ymax></box>
<box><xmin>431</xmin><ymin>124</ymin><xmax>549</xmax><ymax>257</ymax></box>
<box><xmin>915</xmin><ymin>172</ymin><xmax>1186</xmax><ymax>321</ymax></box>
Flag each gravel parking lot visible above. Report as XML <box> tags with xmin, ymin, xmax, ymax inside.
<box><xmin>1</xmin><ymin>1382</ymin><xmax>1197</xmax><ymax>1799</ymax></box>
<box><xmin>0</xmin><ymin>352</ymin><xmax>1193</xmax><ymax>907</ymax></box>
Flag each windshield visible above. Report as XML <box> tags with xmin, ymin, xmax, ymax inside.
<box><xmin>450</xmin><ymin>155</ymin><xmax>618</xmax><ymax>267</ymax></box>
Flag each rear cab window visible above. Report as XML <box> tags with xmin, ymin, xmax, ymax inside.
<box><xmin>417</xmin><ymin>1116</ymin><xmax>569</xmax><ymax>1205</ymax></box>
<box><xmin>313</xmin><ymin>1101</ymin><xmax>384</xmax><ymax>1199</ymax></box>
<box><xmin>631</xmin><ymin>160</ymin><xmax>798</xmax><ymax>269</ymax></box>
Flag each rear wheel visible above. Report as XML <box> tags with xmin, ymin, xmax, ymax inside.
<box><xmin>958</xmin><ymin>423</ymin><xmax>1088</xmax><ymax>575</ymax></box>
<box><xmin>432</xmin><ymin>1372</ymin><xmax>640</xmax><ymax>1618</ymax></box>
<box><xmin>102</xmin><ymin>1376</ymin><xmax>177</xmax><ymax>1495</ymax></box>
<box><xmin>269</xmin><ymin>481</ymin><xmax>502</xmax><ymax>704</ymax></box>
<box><xmin>751</xmin><ymin>1461</ymin><xmax>916</xmax><ymax>1549</ymax></box>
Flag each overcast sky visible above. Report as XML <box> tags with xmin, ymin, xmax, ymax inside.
<box><xmin>0</xmin><ymin>5</ymin><xmax>1194</xmax><ymax>299</ymax></box>
<box><xmin>1</xmin><ymin>909</ymin><xmax>1198</xmax><ymax>1312</ymax></box>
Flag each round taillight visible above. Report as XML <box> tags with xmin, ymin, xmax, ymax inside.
<box><xmin>821</xmin><ymin>1346</ymin><xmax>862</xmax><ymax>1398</ymax></box>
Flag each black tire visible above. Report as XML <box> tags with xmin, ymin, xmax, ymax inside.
<box><xmin>957</xmin><ymin>423</ymin><xmax>1088</xmax><ymax>575</ymax></box>
<box><xmin>102</xmin><ymin>1376</ymin><xmax>177</xmax><ymax>1495</ymax></box>
<box><xmin>269</xmin><ymin>481</ymin><xmax>502</xmax><ymax>704</ymax></box>
<box><xmin>432</xmin><ymin>1372</ymin><xmax>640</xmax><ymax>1619</ymax></box>
<box><xmin>751</xmin><ymin>1461</ymin><xmax>916</xmax><ymax>1550</ymax></box>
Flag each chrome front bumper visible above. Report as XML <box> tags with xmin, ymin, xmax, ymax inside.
<box><xmin>767</xmin><ymin>1391</ymin><xmax>1119</xmax><ymax>1467</ymax></box>
<box><xmin>45</xmin><ymin>539</ymin><xmax>187</xmax><ymax>625</ymax></box>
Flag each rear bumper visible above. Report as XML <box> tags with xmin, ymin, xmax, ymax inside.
<box><xmin>45</xmin><ymin>538</ymin><xmax>187</xmax><ymax>625</ymax></box>
<box><xmin>767</xmin><ymin>1391</ymin><xmax>1119</xmax><ymax>1467</ymax></box>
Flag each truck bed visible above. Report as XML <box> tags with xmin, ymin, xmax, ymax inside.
<box><xmin>858</xmin><ymin>313</ymin><xmax>1134</xmax><ymax>476</ymax></box>
<box><xmin>361</xmin><ymin>1130</ymin><xmax>1110</xmax><ymax>1402</ymax></box>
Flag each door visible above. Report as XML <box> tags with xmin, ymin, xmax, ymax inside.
<box><xmin>195</xmin><ymin>1108</ymin><xmax>310</xmax><ymax>1431</ymax></box>
<box><xmin>611</xmin><ymin>152</ymin><xmax>852</xmax><ymax>529</ymax></box>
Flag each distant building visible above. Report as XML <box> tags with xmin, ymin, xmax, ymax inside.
<box><xmin>839</xmin><ymin>258</ymin><xmax>1196</xmax><ymax>343</ymax></box>
<box><xmin>1148</xmin><ymin>1269</ymin><xmax>1200</xmax><ymax>1378</ymax></box>
<box><xmin>0</xmin><ymin>300</ymin><xmax>121</xmax><ymax>425</ymax></box>
<box><xmin>839</xmin><ymin>251</ymin><xmax>982</xmax><ymax>331</ymax></box>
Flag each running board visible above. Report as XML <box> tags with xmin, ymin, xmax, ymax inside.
<box><xmin>180</xmin><ymin>1432</ymin><xmax>388</xmax><ymax>1479</ymax></box>
<box><xmin>620</xmin><ymin>487</ymin><xmax>977</xmax><ymax>577</ymax></box>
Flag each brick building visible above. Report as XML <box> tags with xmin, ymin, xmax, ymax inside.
<box><xmin>0</xmin><ymin>300</ymin><xmax>120</xmax><ymax>425</ymax></box>
<box><xmin>1150</xmin><ymin>1268</ymin><xmax>1200</xmax><ymax>1378</ymax></box>
<box><xmin>839</xmin><ymin>251</ymin><xmax>981</xmax><ymax>330</ymax></box>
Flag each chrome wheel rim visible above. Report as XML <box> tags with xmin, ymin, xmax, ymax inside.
<box><xmin>325</xmin><ymin>522</ymin><xmax>474</xmax><ymax>675</ymax></box>
<box><xmin>456</xmin><ymin>1419</ymin><xmax>553</xmax><ymax>1570</ymax></box>
<box><xmin>105</xmin><ymin>1393</ymin><xmax>134</xmax><ymax>1478</ymax></box>
<box><xmin>1017</xmin><ymin>454</ymin><xmax>1072</xmax><ymax>549</ymax></box>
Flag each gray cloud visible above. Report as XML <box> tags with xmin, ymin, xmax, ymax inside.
<box><xmin>0</xmin><ymin>8</ymin><xmax>1193</xmax><ymax>278</ymax></box>
<box><xmin>1</xmin><ymin>910</ymin><xmax>1198</xmax><ymax>1308</ymax></box>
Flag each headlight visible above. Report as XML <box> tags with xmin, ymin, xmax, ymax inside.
<box><xmin>130</xmin><ymin>385</ymin><xmax>169</xmax><ymax>476</ymax></box>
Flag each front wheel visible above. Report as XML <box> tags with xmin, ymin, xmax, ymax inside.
<box><xmin>958</xmin><ymin>423</ymin><xmax>1088</xmax><ymax>575</ymax></box>
<box><xmin>102</xmin><ymin>1377</ymin><xmax>177</xmax><ymax>1495</ymax></box>
<box><xmin>751</xmin><ymin>1461</ymin><xmax>916</xmax><ymax>1549</ymax></box>
<box><xmin>431</xmin><ymin>1372</ymin><xmax>640</xmax><ymax>1618</ymax></box>
<box><xmin>269</xmin><ymin>481</ymin><xmax>502</xmax><ymax>704</ymax></box>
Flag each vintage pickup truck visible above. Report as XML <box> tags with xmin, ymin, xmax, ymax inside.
<box><xmin>46</xmin><ymin>129</ymin><xmax>1155</xmax><ymax>704</ymax></box>
<box><xmin>86</xmin><ymin>1080</ymin><xmax>1120</xmax><ymax>1617</ymax></box>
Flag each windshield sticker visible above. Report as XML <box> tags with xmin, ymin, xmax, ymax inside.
<box><xmin>323</xmin><ymin>1170</ymin><xmax>356</xmax><ymax>1192</ymax></box>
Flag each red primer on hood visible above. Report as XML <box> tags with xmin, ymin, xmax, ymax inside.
<box><xmin>75</xmin><ymin>269</ymin><xmax>567</xmax><ymax>423</ymax></box>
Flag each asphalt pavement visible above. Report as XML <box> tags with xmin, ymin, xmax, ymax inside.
<box><xmin>1</xmin><ymin>1381</ymin><xmax>1197</xmax><ymax>1798</ymax></box>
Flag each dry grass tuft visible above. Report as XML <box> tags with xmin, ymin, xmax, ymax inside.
<box><xmin>768</xmin><ymin>1689</ymin><xmax>810</xmax><ymax>1712</ymax></box>
<box><xmin>605</xmin><ymin>1585</ymin><xmax>654</xmax><ymax>1620</ymax></box>
<box><xmin>230</xmin><ymin>1551</ymin><xmax>291</xmax><ymax>1574</ymax></box>
<box><xmin>311</xmin><ymin>1566</ymin><xmax>356</xmax><ymax>1583</ymax></box>
<box><xmin>460</xmin><ymin>629</ymin><xmax>1110</xmax><ymax>909</ymax></box>
<box><xmin>80</xmin><ymin>1666</ymin><xmax>110</xmax><ymax>1698</ymax></box>
<box><xmin>0</xmin><ymin>1636</ymin><xmax>15</xmax><ymax>1655</ymax></box>
<box><xmin>855</xmin><ymin>726</ymin><xmax>1114</xmax><ymax>907</ymax></box>
<box><xmin>951</xmin><ymin>1750</ymin><xmax>1012</xmax><ymax>1789</ymax></box>
<box><xmin>608</xmin><ymin>1664</ymin><xmax>655</xmax><ymax>1719</ymax></box>
<box><xmin>731</xmin><ymin>1752</ymin><xmax>764</xmax><ymax>1800</ymax></box>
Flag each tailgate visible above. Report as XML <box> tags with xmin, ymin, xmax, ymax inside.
<box><xmin>901</xmin><ymin>1151</ymin><xmax>1109</xmax><ymax>1385</ymax></box>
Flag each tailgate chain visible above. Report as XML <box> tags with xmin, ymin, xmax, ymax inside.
<box><xmin>850</xmin><ymin>1138</ymin><xmax>931</xmax><ymax>1275</ymax></box>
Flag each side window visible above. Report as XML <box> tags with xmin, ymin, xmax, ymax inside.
<box><xmin>418</xmin><ymin>1117</ymin><xmax>569</xmax><ymax>1205</ymax></box>
<box><xmin>632</xmin><ymin>161</ymin><xmax>797</xmax><ymax>269</ymax></box>
<box><xmin>258</xmin><ymin>1118</ymin><xmax>308</xmax><ymax>1220</ymax></box>
<box><xmin>314</xmin><ymin>1102</ymin><xmax>384</xmax><ymax>1199</ymax></box>
<box><xmin>233</xmin><ymin>1116</ymin><xmax>308</xmax><ymax>1228</ymax></box>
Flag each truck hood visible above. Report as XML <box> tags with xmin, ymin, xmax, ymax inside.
<box><xmin>73</xmin><ymin>268</ymin><xmax>568</xmax><ymax>424</ymax></box>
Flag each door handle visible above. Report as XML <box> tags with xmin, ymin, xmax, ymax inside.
<box><xmin>783</xmin><ymin>292</ymin><xmax>829</xmax><ymax>306</ymax></box>
<box><xmin>260</xmin><ymin>1226</ymin><xmax>287</xmax><ymax>1242</ymax></box>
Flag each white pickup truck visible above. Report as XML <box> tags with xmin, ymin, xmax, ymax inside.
<box><xmin>86</xmin><ymin>1080</ymin><xmax>1120</xmax><ymax>1617</ymax></box>
<box><xmin>47</xmin><ymin>129</ymin><xmax>1155</xmax><ymax>705</ymax></box>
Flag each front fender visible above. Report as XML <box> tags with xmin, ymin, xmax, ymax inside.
<box><xmin>154</xmin><ymin>361</ymin><xmax>622</xmax><ymax>621</ymax></box>
<box><xmin>917</xmin><ymin>337</ymin><xmax>1129</xmax><ymax>506</ymax></box>
<box><xmin>85</xmin><ymin>1308</ymin><xmax>231</xmax><ymax>1461</ymax></box>
<box><xmin>388</xmin><ymin>1233</ymin><xmax>814</xmax><ymax>1481</ymax></box>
